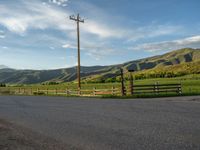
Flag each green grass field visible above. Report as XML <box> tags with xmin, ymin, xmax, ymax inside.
<box><xmin>2</xmin><ymin>74</ymin><xmax>200</xmax><ymax>97</ymax></box>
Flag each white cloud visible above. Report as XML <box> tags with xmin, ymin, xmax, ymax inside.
<box><xmin>62</xmin><ymin>4</ymin><xmax>68</xmax><ymax>7</ymax></box>
<box><xmin>81</xmin><ymin>41</ymin><xmax>116</xmax><ymax>60</ymax></box>
<box><xmin>0</xmin><ymin>1</ymin><xmax>74</xmax><ymax>34</ymax></box>
<box><xmin>48</xmin><ymin>0</ymin><xmax>69</xmax><ymax>6</ymax></box>
<box><xmin>132</xmin><ymin>35</ymin><xmax>200</xmax><ymax>52</ymax></box>
<box><xmin>85</xmin><ymin>48</ymin><xmax>115</xmax><ymax>61</ymax></box>
<box><xmin>2</xmin><ymin>46</ymin><xmax>8</xmax><ymax>49</ymax></box>
<box><xmin>42</xmin><ymin>2</ymin><xmax>47</xmax><ymax>5</ymax></box>
<box><xmin>62</xmin><ymin>40</ymin><xmax>116</xmax><ymax>60</ymax></box>
<box><xmin>127</xmin><ymin>25</ymin><xmax>182</xmax><ymax>42</ymax></box>
<box><xmin>0</xmin><ymin>35</ymin><xmax>5</xmax><ymax>39</ymax></box>
<box><xmin>1</xmin><ymin>18</ymin><xmax>27</xmax><ymax>34</ymax></box>
<box><xmin>82</xmin><ymin>20</ymin><xmax>125</xmax><ymax>38</ymax></box>
<box><xmin>49</xmin><ymin>46</ymin><xmax>55</xmax><ymax>50</ymax></box>
<box><xmin>62</xmin><ymin>44</ymin><xmax>76</xmax><ymax>49</ymax></box>
<box><xmin>0</xmin><ymin>30</ymin><xmax>5</xmax><ymax>38</ymax></box>
<box><xmin>58</xmin><ymin>56</ymin><xmax>65</xmax><ymax>60</ymax></box>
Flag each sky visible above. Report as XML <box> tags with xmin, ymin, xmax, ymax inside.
<box><xmin>0</xmin><ymin>0</ymin><xmax>200</xmax><ymax>70</ymax></box>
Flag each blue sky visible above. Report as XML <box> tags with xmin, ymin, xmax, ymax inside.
<box><xmin>0</xmin><ymin>0</ymin><xmax>200</xmax><ymax>69</ymax></box>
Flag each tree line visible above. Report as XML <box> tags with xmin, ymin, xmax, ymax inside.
<box><xmin>85</xmin><ymin>71</ymin><xmax>196</xmax><ymax>83</ymax></box>
<box><xmin>0</xmin><ymin>83</ymin><xmax>6</xmax><ymax>87</ymax></box>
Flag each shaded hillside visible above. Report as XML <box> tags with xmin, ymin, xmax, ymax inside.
<box><xmin>0</xmin><ymin>48</ymin><xmax>199</xmax><ymax>84</ymax></box>
<box><xmin>124</xmin><ymin>48</ymin><xmax>200</xmax><ymax>71</ymax></box>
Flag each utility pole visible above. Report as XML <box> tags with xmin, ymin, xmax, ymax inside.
<box><xmin>70</xmin><ymin>14</ymin><xmax>84</xmax><ymax>95</ymax></box>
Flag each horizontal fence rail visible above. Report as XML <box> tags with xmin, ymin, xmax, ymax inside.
<box><xmin>132</xmin><ymin>83</ymin><xmax>182</xmax><ymax>95</ymax></box>
<box><xmin>0</xmin><ymin>87</ymin><xmax>121</xmax><ymax>96</ymax></box>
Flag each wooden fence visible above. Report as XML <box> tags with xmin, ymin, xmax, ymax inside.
<box><xmin>131</xmin><ymin>83</ymin><xmax>182</xmax><ymax>95</ymax></box>
<box><xmin>0</xmin><ymin>83</ymin><xmax>182</xmax><ymax>97</ymax></box>
<box><xmin>0</xmin><ymin>87</ymin><xmax>121</xmax><ymax>96</ymax></box>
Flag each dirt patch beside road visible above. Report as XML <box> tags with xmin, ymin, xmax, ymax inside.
<box><xmin>0</xmin><ymin>119</ymin><xmax>76</xmax><ymax>150</ymax></box>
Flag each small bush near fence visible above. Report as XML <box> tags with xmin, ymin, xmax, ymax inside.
<box><xmin>33</xmin><ymin>91</ymin><xmax>45</xmax><ymax>95</ymax></box>
<box><xmin>0</xmin><ymin>83</ymin><xmax>6</xmax><ymax>87</ymax></box>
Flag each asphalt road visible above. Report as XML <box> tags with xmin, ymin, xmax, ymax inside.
<box><xmin>0</xmin><ymin>96</ymin><xmax>200</xmax><ymax>150</ymax></box>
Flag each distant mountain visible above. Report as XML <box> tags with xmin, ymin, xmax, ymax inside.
<box><xmin>0</xmin><ymin>66</ymin><xmax>112</xmax><ymax>84</ymax></box>
<box><xmin>0</xmin><ymin>65</ymin><xmax>9</xmax><ymax>69</ymax></box>
<box><xmin>0</xmin><ymin>48</ymin><xmax>199</xmax><ymax>84</ymax></box>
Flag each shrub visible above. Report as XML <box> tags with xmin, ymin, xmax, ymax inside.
<box><xmin>33</xmin><ymin>91</ymin><xmax>45</xmax><ymax>95</ymax></box>
<box><xmin>0</xmin><ymin>90</ymin><xmax>14</xmax><ymax>95</ymax></box>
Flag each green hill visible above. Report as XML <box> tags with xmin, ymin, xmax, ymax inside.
<box><xmin>0</xmin><ymin>48</ymin><xmax>200</xmax><ymax>84</ymax></box>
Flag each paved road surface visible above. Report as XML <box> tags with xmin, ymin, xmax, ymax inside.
<box><xmin>0</xmin><ymin>96</ymin><xmax>200</xmax><ymax>150</ymax></box>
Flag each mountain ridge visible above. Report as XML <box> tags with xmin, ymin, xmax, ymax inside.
<box><xmin>0</xmin><ymin>48</ymin><xmax>200</xmax><ymax>84</ymax></box>
<box><xmin>0</xmin><ymin>65</ymin><xmax>9</xmax><ymax>69</ymax></box>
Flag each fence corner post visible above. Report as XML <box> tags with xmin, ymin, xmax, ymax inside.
<box><xmin>66</xmin><ymin>87</ymin><xmax>68</xmax><ymax>96</ymax></box>
<box><xmin>154</xmin><ymin>82</ymin><xmax>158</xmax><ymax>95</ymax></box>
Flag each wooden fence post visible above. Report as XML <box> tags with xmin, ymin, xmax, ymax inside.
<box><xmin>154</xmin><ymin>82</ymin><xmax>158</xmax><ymax>94</ymax></box>
<box><xmin>178</xmin><ymin>84</ymin><xmax>182</xmax><ymax>94</ymax></box>
<box><xmin>156</xmin><ymin>82</ymin><xmax>159</xmax><ymax>94</ymax></box>
<box><xmin>78</xmin><ymin>88</ymin><xmax>81</xmax><ymax>96</ymax></box>
<box><xmin>66</xmin><ymin>88</ymin><xmax>69</xmax><ymax>96</ymax></box>
<box><xmin>93</xmin><ymin>87</ymin><xmax>96</xmax><ymax>96</ymax></box>
<box><xmin>129</xmin><ymin>73</ymin><xmax>134</xmax><ymax>95</ymax></box>
<box><xmin>112</xmin><ymin>86</ymin><xmax>115</xmax><ymax>95</ymax></box>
